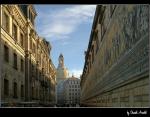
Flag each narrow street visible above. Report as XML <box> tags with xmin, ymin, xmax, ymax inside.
<box><xmin>0</xmin><ymin>4</ymin><xmax>149</xmax><ymax>107</ymax></box>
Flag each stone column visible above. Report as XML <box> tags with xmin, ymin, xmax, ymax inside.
<box><xmin>25</xmin><ymin>21</ymin><xmax>31</xmax><ymax>102</ymax></box>
<box><xmin>25</xmin><ymin>51</ymin><xmax>31</xmax><ymax>102</ymax></box>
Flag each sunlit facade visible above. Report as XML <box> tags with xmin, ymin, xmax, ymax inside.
<box><xmin>0</xmin><ymin>5</ymin><xmax>56</xmax><ymax>107</ymax></box>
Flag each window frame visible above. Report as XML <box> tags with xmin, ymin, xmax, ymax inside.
<box><xmin>2</xmin><ymin>10</ymin><xmax>9</xmax><ymax>33</ymax></box>
<box><xmin>4</xmin><ymin>79</ymin><xmax>9</xmax><ymax>96</ymax></box>
<box><xmin>12</xmin><ymin>22</ymin><xmax>18</xmax><ymax>42</ymax></box>
<box><xmin>4</xmin><ymin>45</ymin><xmax>9</xmax><ymax>63</ymax></box>
<box><xmin>20</xmin><ymin>32</ymin><xmax>24</xmax><ymax>48</ymax></box>
<box><xmin>21</xmin><ymin>59</ymin><xmax>24</xmax><ymax>72</ymax></box>
<box><xmin>21</xmin><ymin>85</ymin><xmax>24</xmax><ymax>98</ymax></box>
<box><xmin>13</xmin><ymin>82</ymin><xmax>18</xmax><ymax>98</ymax></box>
<box><xmin>13</xmin><ymin>53</ymin><xmax>18</xmax><ymax>70</ymax></box>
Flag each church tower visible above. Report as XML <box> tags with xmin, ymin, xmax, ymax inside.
<box><xmin>58</xmin><ymin>54</ymin><xmax>64</xmax><ymax>68</ymax></box>
<box><xmin>56</xmin><ymin>53</ymin><xmax>69</xmax><ymax>105</ymax></box>
<box><xmin>56</xmin><ymin>53</ymin><xmax>69</xmax><ymax>84</ymax></box>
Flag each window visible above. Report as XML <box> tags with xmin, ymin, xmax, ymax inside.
<box><xmin>31</xmin><ymin>65</ymin><xmax>34</xmax><ymax>75</ymax></box>
<box><xmin>21</xmin><ymin>59</ymin><xmax>24</xmax><ymax>72</ymax></box>
<box><xmin>20</xmin><ymin>33</ymin><xmax>24</xmax><ymax>48</ymax></box>
<box><xmin>33</xmin><ymin>43</ymin><xmax>36</xmax><ymax>53</ymax></box>
<box><xmin>4</xmin><ymin>79</ymin><xmax>9</xmax><ymax>96</ymax></box>
<box><xmin>13</xmin><ymin>53</ymin><xmax>17</xmax><ymax>70</ymax></box>
<box><xmin>3</xmin><ymin>11</ymin><xmax>9</xmax><ymax>32</ymax></box>
<box><xmin>32</xmin><ymin>87</ymin><xmax>34</xmax><ymax>99</ymax></box>
<box><xmin>12</xmin><ymin>23</ymin><xmax>17</xmax><ymax>41</ymax></box>
<box><xmin>4</xmin><ymin>45</ymin><xmax>9</xmax><ymax>62</ymax></box>
<box><xmin>21</xmin><ymin>85</ymin><xmax>24</xmax><ymax>98</ymax></box>
<box><xmin>30</xmin><ymin>39</ymin><xmax>32</xmax><ymax>50</ymax></box>
<box><xmin>13</xmin><ymin>82</ymin><xmax>17</xmax><ymax>98</ymax></box>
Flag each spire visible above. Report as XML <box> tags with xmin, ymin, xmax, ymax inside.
<box><xmin>58</xmin><ymin>53</ymin><xmax>64</xmax><ymax>68</ymax></box>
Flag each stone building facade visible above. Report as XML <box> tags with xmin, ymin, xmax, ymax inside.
<box><xmin>81</xmin><ymin>5</ymin><xmax>149</xmax><ymax>107</ymax></box>
<box><xmin>63</xmin><ymin>76</ymin><xmax>80</xmax><ymax>106</ymax></box>
<box><xmin>0</xmin><ymin>5</ymin><xmax>56</xmax><ymax>107</ymax></box>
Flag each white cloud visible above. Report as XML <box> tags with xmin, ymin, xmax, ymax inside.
<box><xmin>36</xmin><ymin>5</ymin><xmax>96</xmax><ymax>41</ymax></box>
<box><xmin>69</xmin><ymin>69</ymin><xmax>83</xmax><ymax>78</ymax></box>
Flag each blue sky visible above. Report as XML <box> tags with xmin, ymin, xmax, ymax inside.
<box><xmin>34</xmin><ymin>5</ymin><xmax>96</xmax><ymax>77</ymax></box>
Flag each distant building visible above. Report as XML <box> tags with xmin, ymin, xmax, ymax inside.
<box><xmin>63</xmin><ymin>76</ymin><xmax>81</xmax><ymax>106</ymax></box>
<box><xmin>81</xmin><ymin>5</ymin><xmax>149</xmax><ymax>107</ymax></box>
<box><xmin>56</xmin><ymin>54</ymin><xmax>69</xmax><ymax>106</ymax></box>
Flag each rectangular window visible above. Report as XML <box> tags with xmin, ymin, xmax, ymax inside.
<box><xmin>30</xmin><ymin>39</ymin><xmax>32</xmax><ymax>50</ymax></box>
<box><xmin>13</xmin><ymin>53</ymin><xmax>17</xmax><ymax>70</ymax></box>
<box><xmin>12</xmin><ymin>23</ymin><xmax>17</xmax><ymax>41</ymax></box>
<box><xmin>13</xmin><ymin>82</ymin><xmax>17</xmax><ymax>98</ymax></box>
<box><xmin>21</xmin><ymin>59</ymin><xmax>24</xmax><ymax>72</ymax></box>
<box><xmin>21</xmin><ymin>85</ymin><xmax>24</xmax><ymax>98</ymax></box>
<box><xmin>32</xmin><ymin>87</ymin><xmax>34</xmax><ymax>99</ymax></box>
<box><xmin>20</xmin><ymin>33</ymin><xmax>24</xmax><ymax>48</ymax></box>
<box><xmin>33</xmin><ymin>43</ymin><xmax>36</xmax><ymax>53</ymax></box>
<box><xmin>4</xmin><ymin>45</ymin><xmax>9</xmax><ymax>62</ymax></box>
<box><xmin>3</xmin><ymin>12</ymin><xmax>9</xmax><ymax>32</ymax></box>
<box><xmin>32</xmin><ymin>64</ymin><xmax>34</xmax><ymax>75</ymax></box>
<box><xmin>4</xmin><ymin>79</ymin><xmax>9</xmax><ymax>96</ymax></box>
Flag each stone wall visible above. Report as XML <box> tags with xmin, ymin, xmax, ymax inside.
<box><xmin>81</xmin><ymin>5</ymin><xmax>149</xmax><ymax>107</ymax></box>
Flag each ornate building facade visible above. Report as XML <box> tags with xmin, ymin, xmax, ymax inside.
<box><xmin>0</xmin><ymin>5</ymin><xmax>56</xmax><ymax>107</ymax></box>
<box><xmin>81</xmin><ymin>5</ymin><xmax>149</xmax><ymax>107</ymax></box>
<box><xmin>63</xmin><ymin>76</ymin><xmax>80</xmax><ymax>106</ymax></box>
